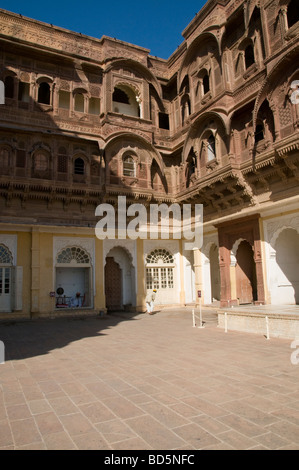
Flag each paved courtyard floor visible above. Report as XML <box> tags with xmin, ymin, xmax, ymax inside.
<box><xmin>0</xmin><ymin>307</ymin><xmax>299</xmax><ymax>450</ymax></box>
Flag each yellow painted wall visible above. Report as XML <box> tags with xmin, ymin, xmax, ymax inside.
<box><xmin>17</xmin><ymin>231</ymin><xmax>31</xmax><ymax>315</ymax></box>
<box><xmin>94</xmin><ymin>237</ymin><xmax>105</xmax><ymax>311</ymax></box>
<box><xmin>38</xmin><ymin>232</ymin><xmax>55</xmax><ymax>313</ymax></box>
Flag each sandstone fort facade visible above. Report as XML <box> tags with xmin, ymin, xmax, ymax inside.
<box><xmin>0</xmin><ymin>0</ymin><xmax>298</xmax><ymax>317</ymax></box>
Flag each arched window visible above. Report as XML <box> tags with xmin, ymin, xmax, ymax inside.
<box><xmin>34</xmin><ymin>152</ymin><xmax>48</xmax><ymax>171</ymax></box>
<box><xmin>74</xmin><ymin>93</ymin><xmax>85</xmax><ymax>112</ymax></box>
<box><xmin>4</xmin><ymin>76</ymin><xmax>14</xmax><ymax>99</ymax></box>
<box><xmin>0</xmin><ymin>244</ymin><xmax>13</xmax><ymax>265</ymax></box>
<box><xmin>74</xmin><ymin>157</ymin><xmax>85</xmax><ymax>175</ymax></box>
<box><xmin>245</xmin><ymin>44</ymin><xmax>255</xmax><ymax>69</ymax></box>
<box><xmin>0</xmin><ymin>148</ymin><xmax>9</xmax><ymax>167</ymax></box>
<box><xmin>287</xmin><ymin>0</ymin><xmax>299</xmax><ymax>29</ymax></box>
<box><xmin>181</xmin><ymin>96</ymin><xmax>191</xmax><ymax>124</ymax></box>
<box><xmin>203</xmin><ymin>74</ymin><xmax>210</xmax><ymax>95</ymax></box>
<box><xmin>207</xmin><ymin>134</ymin><xmax>216</xmax><ymax>161</ymax></box>
<box><xmin>113</xmin><ymin>88</ymin><xmax>130</xmax><ymax>104</ymax></box>
<box><xmin>57</xmin><ymin>246</ymin><xmax>90</xmax><ymax>264</ymax></box>
<box><xmin>0</xmin><ymin>245</ymin><xmax>13</xmax><ymax>301</ymax></box>
<box><xmin>186</xmin><ymin>150</ymin><xmax>196</xmax><ymax>188</ymax></box>
<box><xmin>123</xmin><ymin>156</ymin><xmax>135</xmax><ymax>177</ymax></box>
<box><xmin>38</xmin><ymin>82</ymin><xmax>51</xmax><ymax>105</ymax></box>
<box><xmin>146</xmin><ymin>249</ymin><xmax>174</xmax><ymax>291</ymax></box>
<box><xmin>112</xmin><ymin>85</ymin><xmax>140</xmax><ymax>117</ymax></box>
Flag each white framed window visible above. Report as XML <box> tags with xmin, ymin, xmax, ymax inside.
<box><xmin>123</xmin><ymin>156</ymin><xmax>135</xmax><ymax>177</ymax></box>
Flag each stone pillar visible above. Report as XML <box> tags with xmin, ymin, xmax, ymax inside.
<box><xmin>31</xmin><ymin>228</ymin><xmax>40</xmax><ymax>314</ymax></box>
<box><xmin>94</xmin><ymin>237</ymin><xmax>106</xmax><ymax>312</ymax></box>
<box><xmin>253</xmin><ymin>230</ymin><xmax>266</xmax><ymax>305</ymax></box>
<box><xmin>136</xmin><ymin>238</ymin><xmax>145</xmax><ymax>312</ymax></box>
<box><xmin>218</xmin><ymin>237</ymin><xmax>232</xmax><ymax>308</ymax></box>
<box><xmin>193</xmin><ymin>248</ymin><xmax>202</xmax><ymax>307</ymax></box>
<box><xmin>179</xmin><ymin>240</ymin><xmax>185</xmax><ymax>305</ymax></box>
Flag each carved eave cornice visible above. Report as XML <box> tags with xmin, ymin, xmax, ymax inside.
<box><xmin>0</xmin><ymin>180</ymin><xmax>103</xmax><ymax>205</ymax></box>
<box><xmin>104</xmin><ymin>184</ymin><xmax>175</xmax><ymax>204</ymax></box>
<box><xmin>274</xmin><ymin>133</ymin><xmax>299</xmax><ymax>158</ymax></box>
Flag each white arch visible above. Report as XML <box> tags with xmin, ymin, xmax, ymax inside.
<box><xmin>270</xmin><ymin>225</ymin><xmax>299</xmax><ymax>251</ymax></box>
<box><xmin>105</xmin><ymin>245</ymin><xmax>136</xmax><ymax>307</ymax></box>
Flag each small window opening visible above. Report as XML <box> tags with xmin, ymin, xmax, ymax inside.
<box><xmin>4</xmin><ymin>76</ymin><xmax>14</xmax><ymax>99</ymax></box>
<box><xmin>159</xmin><ymin>112</ymin><xmax>170</xmax><ymax>130</ymax></box>
<box><xmin>34</xmin><ymin>153</ymin><xmax>48</xmax><ymax>171</ymax></box>
<box><xmin>203</xmin><ymin>74</ymin><xmax>210</xmax><ymax>94</ymax></box>
<box><xmin>245</xmin><ymin>44</ymin><xmax>255</xmax><ymax>69</ymax></box>
<box><xmin>38</xmin><ymin>82</ymin><xmax>51</xmax><ymax>105</ymax></box>
<box><xmin>113</xmin><ymin>88</ymin><xmax>130</xmax><ymax>104</ymax></box>
<box><xmin>57</xmin><ymin>154</ymin><xmax>68</xmax><ymax>173</ymax></box>
<box><xmin>18</xmin><ymin>82</ymin><xmax>30</xmax><ymax>102</ymax></box>
<box><xmin>74</xmin><ymin>157</ymin><xmax>85</xmax><ymax>175</ymax></box>
<box><xmin>287</xmin><ymin>0</ymin><xmax>299</xmax><ymax>28</ymax></box>
<box><xmin>74</xmin><ymin>93</ymin><xmax>85</xmax><ymax>113</ymax></box>
<box><xmin>207</xmin><ymin>135</ymin><xmax>216</xmax><ymax>161</ymax></box>
<box><xmin>255</xmin><ymin>124</ymin><xmax>264</xmax><ymax>143</ymax></box>
<box><xmin>123</xmin><ymin>156</ymin><xmax>135</xmax><ymax>177</ymax></box>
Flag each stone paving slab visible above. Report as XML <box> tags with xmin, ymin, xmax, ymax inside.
<box><xmin>0</xmin><ymin>307</ymin><xmax>299</xmax><ymax>450</ymax></box>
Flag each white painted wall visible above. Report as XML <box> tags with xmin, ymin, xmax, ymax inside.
<box><xmin>264</xmin><ymin>213</ymin><xmax>299</xmax><ymax>305</ymax></box>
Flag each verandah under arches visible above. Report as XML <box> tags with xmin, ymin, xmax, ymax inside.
<box><xmin>55</xmin><ymin>246</ymin><xmax>92</xmax><ymax>308</ymax></box>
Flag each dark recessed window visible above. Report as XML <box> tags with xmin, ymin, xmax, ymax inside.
<box><xmin>16</xmin><ymin>149</ymin><xmax>26</xmax><ymax>168</ymax></box>
<box><xmin>287</xmin><ymin>0</ymin><xmax>299</xmax><ymax>28</ymax></box>
<box><xmin>74</xmin><ymin>157</ymin><xmax>85</xmax><ymax>175</ymax></box>
<box><xmin>255</xmin><ymin>124</ymin><xmax>264</xmax><ymax>143</ymax></box>
<box><xmin>4</xmin><ymin>76</ymin><xmax>14</xmax><ymax>99</ymax></box>
<box><xmin>203</xmin><ymin>74</ymin><xmax>210</xmax><ymax>94</ymax></box>
<box><xmin>113</xmin><ymin>87</ymin><xmax>130</xmax><ymax>104</ymax></box>
<box><xmin>159</xmin><ymin>112</ymin><xmax>170</xmax><ymax>130</ymax></box>
<box><xmin>245</xmin><ymin>45</ymin><xmax>255</xmax><ymax>69</ymax></box>
<box><xmin>38</xmin><ymin>82</ymin><xmax>51</xmax><ymax>105</ymax></box>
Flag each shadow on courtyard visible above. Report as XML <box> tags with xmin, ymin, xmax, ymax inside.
<box><xmin>0</xmin><ymin>311</ymin><xmax>143</xmax><ymax>361</ymax></box>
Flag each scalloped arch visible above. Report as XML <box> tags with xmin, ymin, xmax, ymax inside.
<box><xmin>0</xmin><ymin>244</ymin><xmax>13</xmax><ymax>264</ymax></box>
<box><xmin>104</xmin><ymin>132</ymin><xmax>165</xmax><ymax>176</ymax></box>
<box><xmin>106</xmin><ymin>58</ymin><xmax>162</xmax><ymax>99</ymax></box>
<box><xmin>182</xmin><ymin>110</ymin><xmax>230</xmax><ymax>164</ymax></box>
<box><xmin>253</xmin><ymin>44</ymin><xmax>299</xmax><ymax>128</ymax></box>
<box><xmin>270</xmin><ymin>226</ymin><xmax>299</xmax><ymax>250</ymax></box>
<box><xmin>178</xmin><ymin>31</ymin><xmax>220</xmax><ymax>92</ymax></box>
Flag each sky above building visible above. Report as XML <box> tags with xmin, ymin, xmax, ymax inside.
<box><xmin>0</xmin><ymin>0</ymin><xmax>207</xmax><ymax>59</ymax></box>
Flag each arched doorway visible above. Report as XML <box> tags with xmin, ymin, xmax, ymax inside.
<box><xmin>145</xmin><ymin>249</ymin><xmax>176</xmax><ymax>305</ymax></box>
<box><xmin>236</xmin><ymin>240</ymin><xmax>257</xmax><ymax>304</ymax></box>
<box><xmin>273</xmin><ymin>228</ymin><xmax>299</xmax><ymax>304</ymax></box>
<box><xmin>209</xmin><ymin>244</ymin><xmax>220</xmax><ymax>302</ymax></box>
<box><xmin>104</xmin><ymin>246</ymin><xmax>135</xmax><ymax>311</ymax></box>
<box><xmin>105</xmin><ymin>257</ymin><xmax>122</xmax><ymax>311</ymax></box>
<box><xmin>55</xmin><ymin>246</ymin><xmax>92</xmax><ymax>308</ymax></box>
<box><xmin>0</xmin><ymin>244</ymin><xmax>13</xmax><ymax>312</ymax></box>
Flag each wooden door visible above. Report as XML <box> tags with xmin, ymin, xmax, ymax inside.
<box><xmin>236</xmin><ymin>241</ymin><xmax>257</xmax><ymax>304</ymax></box>
<box><xmin>105</xmin><ymin>257</ymin><xmax>122</xmax><ymax>311</ymax></box>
